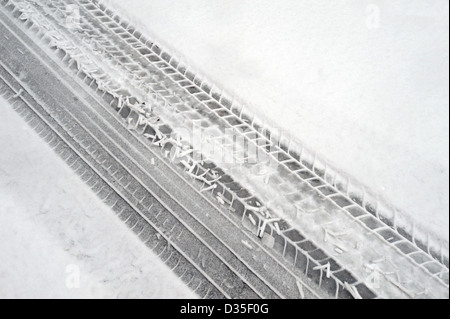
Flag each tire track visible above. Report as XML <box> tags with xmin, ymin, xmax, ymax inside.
<box><xmin>1</xmin><ymin>0</ymin><xmax>447</xmax><ymax>298</ymax></box>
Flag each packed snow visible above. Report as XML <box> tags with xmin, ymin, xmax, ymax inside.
<box><xmin>0</xmin><ymin>97</ymin><xmax>197</xmax><ymax>299</ymax></box>
<box><xmin>0</xmin><ymin>0</ymin><xmax>447</xmax><ymax>299</ymax></box>
<box><xmin>106</xmin><ymin>0</ymin><xmax>449</xmax><ymax>243</ymax></box>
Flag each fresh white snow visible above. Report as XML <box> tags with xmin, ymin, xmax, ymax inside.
<box><xmin>0</xmin><ymin>97</ymin><xmax>197</xmax><ymax>299</ymax></box>
<box><xmin>106</xmin><ymin>0</ymin><xmax>449</xmax><ymax>243</ymax></box>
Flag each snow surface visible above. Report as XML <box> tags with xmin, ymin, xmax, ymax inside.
<box><xmin>0</xmin><ymin>97</ymin><xmax>197</xmax><ymax>299</ymax></box>
<box><xmin>106</xmin><ymin>0</ymin><xmax>449</xmax><ymax>243</ymax></box>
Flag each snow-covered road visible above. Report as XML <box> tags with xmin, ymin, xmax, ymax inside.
<box><xmin>0</xmin><ymin>96</ymin><xmax>197</xmax><ymax>298</ymax></box>
<box><xmin>106</xmin><ymin>0</ymin><xmax>449</xmax><ymax>243</ymax></box>
<box><xmin>0</xmin><ymin>0</ymin><xmax>447</xmax><ymax>299</ymax></box>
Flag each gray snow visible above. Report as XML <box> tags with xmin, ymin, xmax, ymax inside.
<box><xmin>0</xmin><ymin>97</ymin><xmax>197</xmax><ymax>299</ymax></box>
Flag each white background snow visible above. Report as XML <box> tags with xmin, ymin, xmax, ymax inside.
<box><xmin>107</xmin><ymin>0</ymin><xmax>449</xmax><ymax>243</ymax></box>
<box><xmin>0</xmin><ymin>97</ymin><xmax>196</xmax><ymax>298</ymax></box>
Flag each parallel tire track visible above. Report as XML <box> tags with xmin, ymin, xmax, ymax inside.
<box><xmin>0</xmin><ymin>4</ymin><xmax>323</xmax><ymax>299</ymax></box>
<box><xmin>1</xmin><ymin>0</ymin><xmax>447</xmax><ymax>299</ymax></box>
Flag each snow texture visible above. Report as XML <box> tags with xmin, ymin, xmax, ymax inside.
<box><xmin>106</xmin><ymin>0</ymin><xmax>449</xmax><ymax>243</ymax></box>
<box><xmin>0</xmin><ymin>97</ymin><xmax>197</xmax><ymax>299</ymax></box>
